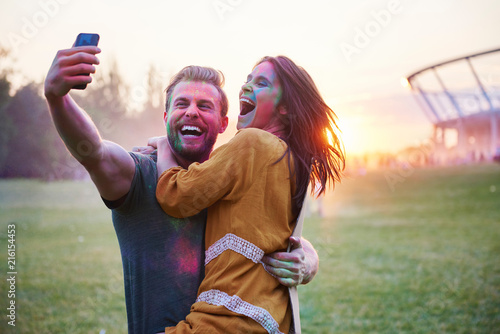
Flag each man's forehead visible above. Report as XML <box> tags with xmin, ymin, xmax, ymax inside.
<box><xmin>172</xmin><ymin>80</ymin><xmax>220</xmax><ymax>100</ymax></box>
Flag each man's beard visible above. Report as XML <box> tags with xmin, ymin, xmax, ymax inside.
<box><xmin>167</xmin><ymin>132</ymin><xmax>216</xmax><ymax>164</ymax></box>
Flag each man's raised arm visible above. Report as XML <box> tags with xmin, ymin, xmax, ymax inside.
<box><xmin>44</xmin><ymin>45</ymin><xmax>135</xmax><ymax>201</ymax></box>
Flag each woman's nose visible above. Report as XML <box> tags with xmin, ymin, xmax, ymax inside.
<box><xmin>241</xmin><ymin>82</ymin><xmax>253</xmax><ymax>93</ymax></box>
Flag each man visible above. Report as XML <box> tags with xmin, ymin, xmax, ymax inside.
<box><xmin>44</xmin><ymin>44</ymin><xmax>318</xmax><ymax>333</ymax></box>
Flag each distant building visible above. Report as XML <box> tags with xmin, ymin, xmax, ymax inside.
<box><xmin>406</xmin><ymin>48</ymin><xmax>500</xmax><ymax>164</ymax></box>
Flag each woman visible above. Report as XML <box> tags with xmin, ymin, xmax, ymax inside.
<box><xmin>156</xmin><ymin>56</ymin><xmax>345</xmax><ymax>333</ymax></box>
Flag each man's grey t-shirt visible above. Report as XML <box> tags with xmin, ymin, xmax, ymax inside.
<box><xmin>105</xmin><ymin>152</ymin><xmax>206</xmax><ymax>334</ymax></box>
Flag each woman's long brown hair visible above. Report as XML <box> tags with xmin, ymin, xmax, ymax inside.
<box><xmin>257</xmin><ymin>56</ymin><xmax>345</xmax><ymax>213</ymax></box>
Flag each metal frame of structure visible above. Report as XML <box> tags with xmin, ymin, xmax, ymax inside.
<box><xmin>406</xmin><ymin>47</ymin><xmax>500</xmax><ymax>162</ymax></box>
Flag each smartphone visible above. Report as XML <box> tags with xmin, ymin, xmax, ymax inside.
<box><xmin>73</xmin><ymin>33</ymin><xmax>100</xmax><ymax>90</ymax></box>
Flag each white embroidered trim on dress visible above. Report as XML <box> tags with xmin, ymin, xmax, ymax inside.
<box><xmin>197</xmin><ymin>289</ymin><xmax>284</xmax><ymax>334</ymax></box>
<box><xmin>205</xmin><ymin>233</ymin><xmax>264</xmax><ymax>265</ymax></box>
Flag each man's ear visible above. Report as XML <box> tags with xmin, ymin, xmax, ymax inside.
<box><xmin>219</xmin><ymin>115</ymin><xmax>229</xmax><ymax>134</ymax></box>
<box><xmin>163</xmin><ymin>110</ymin><xmax>168</xmax><ymax>124</ymax></box>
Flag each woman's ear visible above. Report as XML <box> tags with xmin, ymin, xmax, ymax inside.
<box><xmin>277</xmin><ymin>105</ymin><xmax>291</xmax><ymax>126</ymax></box>
<box><xmin>278</xmin><ymin>105</ymin><xmax>288</xmax><ymax>115</ymax></box>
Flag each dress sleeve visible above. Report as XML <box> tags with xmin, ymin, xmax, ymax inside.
<box><xmin>155</xmin><ymin>129</ymin><xmax>282</xmax><ymax>218</ymax></box>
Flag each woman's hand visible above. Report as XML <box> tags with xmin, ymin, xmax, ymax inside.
<box><xmin>261</xmin><ymin>237</ymin><xmax>319</xmax><ymax>287</ymax></box>
<box><xmin>156</xmin><ymin>137</ymin><xmax>179</xmax><ymax>179</ymax></box>
<box><xmin>132</xmin><ymin>136</ymin><xmax>165</xmax><ymax>155</ymax></box>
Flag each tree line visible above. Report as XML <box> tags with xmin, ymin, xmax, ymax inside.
<box><xmin>0</xmin><ymin>47</ymin><xmax>168</xmax><ymax>180</ymax></box>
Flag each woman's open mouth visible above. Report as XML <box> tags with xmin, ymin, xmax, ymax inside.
<box><xmin>240</xmin><ymin>97</ymin><xmax>256</xmax><ymax>116</ymax></box>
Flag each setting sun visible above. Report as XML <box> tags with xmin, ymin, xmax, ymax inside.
<box><xmin>327</xmin><ymin>117</ymin><xmax>360</xmax><ymax>155</ymax></box>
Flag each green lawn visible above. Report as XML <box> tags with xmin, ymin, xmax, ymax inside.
<box><xmin>1</xmin><ymin>164</ymin><xmax>499</xmax><ymax>333</ymax></box>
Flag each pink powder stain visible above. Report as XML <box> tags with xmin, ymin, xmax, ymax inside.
<box><xmin>172</xmin><ymin>237</ymin><xmax>199</xmax><ymax>275</ymax></box>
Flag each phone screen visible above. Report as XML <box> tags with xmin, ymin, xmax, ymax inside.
<box><xmin>75</xmin><ymin>33</ymin><xmax>100</xmax><ymax>47</ymax></box>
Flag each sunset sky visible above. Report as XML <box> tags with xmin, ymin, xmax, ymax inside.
<box><xmin>1</xmin><ymin>0</ymin><xmax>499</xmax><ymax>154</ymax></box>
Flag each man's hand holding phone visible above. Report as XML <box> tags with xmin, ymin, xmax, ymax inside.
<box><xmin>73</xmin><ymin>33</ymin><xmax>100</xmax><ymax>89</ymax></box>
<box><xmin>44</xmin><ymin>33</ymin><xmax>101</xmax><ymax>100</ymax></box>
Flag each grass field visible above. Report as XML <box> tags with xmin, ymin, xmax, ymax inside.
<box><xmin>1</xmin><ymin>164</ymin><xmax>499</xmax><ymax>333</ymax></box>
